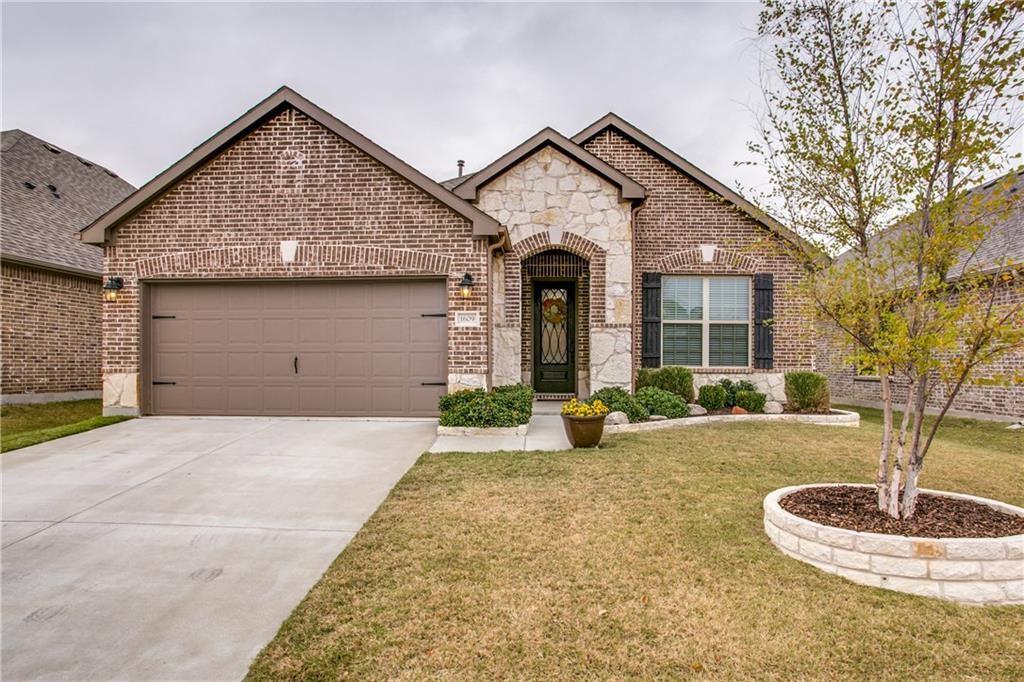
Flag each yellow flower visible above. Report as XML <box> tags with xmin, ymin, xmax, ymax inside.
<box><xmin>561</xmin><ymin>397</ymin><xmax>610</xmax><ymax>417</ymax></box>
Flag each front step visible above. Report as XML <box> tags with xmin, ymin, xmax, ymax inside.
<box><xmin>534</xmin><ymin>393</ymin><xmax>574</xmax><ymax>401</ymax></box>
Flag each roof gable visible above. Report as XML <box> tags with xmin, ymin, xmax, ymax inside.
<box><xmin>572</xmin><ymin>113</ymin><xmax>811</xmax><ymax>253</ymax></box>
<box><xmin>80</xmin><ymin>87</ymin><xmax>499</xmax><ymax>244</ymax></box>
<box><xmin>449</xmin><ymin>127</ymin><xmax>645</xmax><ymax>203</ymax></box>
<box><xmin>1</xmin><ymin>129</ymin><xmax>135</xmax><ymax>275</ymax></box>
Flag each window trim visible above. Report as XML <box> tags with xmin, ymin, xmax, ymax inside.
<box><xmin>662</xmin><ymin>275</ymin><xmax>752</xmax><ymax>369</ymax></box>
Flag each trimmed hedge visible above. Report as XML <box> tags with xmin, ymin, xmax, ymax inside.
<box><xmin>697</xmin><ymin>384</ymin><xmax>728</xmax><ymax>411</ymax></box>
<box><xmin>734</xmin><ymin>389</ymin><xmax>767</xmax><ymax>413</ymax></box>
<box><xmin>589</xmin><ymin>387</ymin><xmax>649</xmax><ymax>423</ymax></box>
<box><xmin>636</xmin><ymin>386</ymin><xmax>690</xmax><ymax>419</ymax></box>
<box><xmin>636</xmin><ymin>366</ymin><xmax>695</xmax><ymax>403</ymax></box>
<box><xmin>438</xmin><ymin>384</ymin><xmax>534</xmax><ymax>427</ymax></box>
<box><xmin>784</xmin><ymin>371</ymin><xmax>831</xmax><ymax>413</ymax></box>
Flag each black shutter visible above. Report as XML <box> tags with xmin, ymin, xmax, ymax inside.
<box><xmin>753</xmin><ymin>273</ymin><xmax>774</xmax><ymax>369</ymax></box>
<box><xmin>641</xmin><ymin>273</ymin><xmax>662</xmax><ymax>368</ymax></box>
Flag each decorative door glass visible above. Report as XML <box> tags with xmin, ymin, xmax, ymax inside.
<box><xmin>539</xmin><ymin>288</ymin><xmax>569</xmax><ymax>365</ymax></box>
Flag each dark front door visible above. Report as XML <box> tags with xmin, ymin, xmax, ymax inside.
<box><xmin>533</xmin><ymin>282</ymin><xmax>576</xmax><ymax>394</ymax></box>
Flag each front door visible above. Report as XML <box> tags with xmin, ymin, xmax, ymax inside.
<box><xmin>533</xmin><ymin>282</ymin><xmax>576</xmax><ymax>394</ymax></box>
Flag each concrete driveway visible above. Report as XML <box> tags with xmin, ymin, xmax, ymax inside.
<box><xmin>1</xmin><ymin>417</ymin><xmax>436</xmax><ymax>681</ymax></box>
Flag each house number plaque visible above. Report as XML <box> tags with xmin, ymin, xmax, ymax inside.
<box><xmin>454</xmin><ymin>311</ymin><xmax>481</xmax><ymax>327</ymax></box>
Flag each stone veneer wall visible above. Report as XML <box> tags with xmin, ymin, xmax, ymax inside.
<box><xmin>817</xmin><ymin>280</ymin><xmax>1024</xmax><ymax>420</ymax></box>
<box><xmin>477</xmin><ymin>146</ymin><xmax>633</xmax><ymax>393</ymax></box>
<box><xmin>101</xmin><ymin>107</ymin><xmax>488</xmax><ymax>414</ymax></box>
<box><xmin>582</xmin><ymin>130</ymin><xmax>815</xmax><ymax>382</ymax></box>
<box><xmin>1</xmin><ymin>262</ymin><xmax>102</xmax><ymax>399</ymax></box>
<box><xmin>765</xmin><ymin>485</ymin><xmax>1024</xmax><ymax>606</ymax></box>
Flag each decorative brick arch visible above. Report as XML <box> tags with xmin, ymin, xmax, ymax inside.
<box><xmin>134</xmin><ymin>244</ymin><xmax>454</xmax><ymax>279</ymax></box>
<box><xmin>513</xmin><ymin>231</ymin><xmax>602</xmax><ymax>262</ymax></box>
<box><xmin>656</xmin><ymin>247</ymin><xmax>762</xmax><ymax>274</ymax></box>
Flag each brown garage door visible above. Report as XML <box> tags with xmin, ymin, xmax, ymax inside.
<box><xmin>146</xmin><ymin>280</ymin><xmax>447</xmax><ymax>416</ymax></box>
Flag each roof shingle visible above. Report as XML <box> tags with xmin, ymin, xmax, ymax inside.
<box><xmin>1</xmin><ymin>129</ymin><xmax>134</xmax><ymax>274</ymax></box>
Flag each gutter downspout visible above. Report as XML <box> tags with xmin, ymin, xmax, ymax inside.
<box><xmin>485</xmin><ymin>229</ymin><xmax>511</xmax><ymax>388</ymax></box>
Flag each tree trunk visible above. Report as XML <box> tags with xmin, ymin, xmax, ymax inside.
<box><xmin>900</xmin><ymin>376</ymin><xmax>930</xmax><ymax>518</ymax></box>
<box><xmin>887</xmin><ymin>379</ymin><xmax>916</xmax><ymax>519</ymax></box>
<box><xmin>876</xmin><ymin>374</ymin><xmax>894</xmax><ymax>511</ymax></box>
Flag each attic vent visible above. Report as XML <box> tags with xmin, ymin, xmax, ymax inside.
<box><xmin>103</xmin><ymin>169</ymin><xmax>118</xmax><ymax>178</ymax></box>
<box><xmin>77</xmin><ymin>157</ymin><xmax>93</xmax><ymax>167</ymax></box>
<box><xmin>23</xmin><ymin>181</ymin><xmax>35</xmax><ymax>190</ymax></box>
<box><xmin>43</xmin><ymin>144</ymin><xmax>61</xmax><ymax>154</ymax></box>
<box><xmin>47</xmin><ymin>184</ymin><xmax>57</xmax><ymax>192</ymax></box>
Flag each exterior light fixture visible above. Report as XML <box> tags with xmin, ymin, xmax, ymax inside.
<box><xmin>103</xmin><ymin>276</ymin><xmax>124</xmax><ymax>302</ymax></box>
<box><xmin>458</xmin><ymin>273</ymin><xmax>474</xmax><ymax>298</ymax></box>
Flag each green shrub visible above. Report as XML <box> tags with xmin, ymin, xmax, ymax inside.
<box><xmin>437</xmin><ymin>384</ymin><xmax>533</xmax><ymax>427</ymax></box>
<box><xmin>718</xmin><ymin>378</ymin><xmax>757</xmax><ymax>408</ymax></box>
<box><xmin>590</xmin><ymin>387</ymin><xmax>649</xmax><ymax>423</ymax></box>
<box><xmin>438</xmin><ymin>388</ymin><xmax>485</xmax><ymax>414</ymax></box>
<box><xmin>491</xmin><ymin>383</ymin><xmax>534</xmax><ymax>423</ymax></box>
<box><xmin>784</xmin><ymin>371</ymin><xmax>831</xmax><ymax>413</ymax></box>
<box><xmin>636</xmin><ymin>386</ymin><xmax>690</xmax><ymax>419</ymax></box>
<box><xmin>636</xmin><ymin>366</ymin><xmax>695</xmax><ymax>403</ymax></box>
<box><xmin>697</xmin><ymin>384</ymin><xmax>728</xmax><ymax>411</ymax></box>
<box><xmin>734</xmin><ymin>390</ymin><xmax>767</xmax><ymax>413</ymax></box>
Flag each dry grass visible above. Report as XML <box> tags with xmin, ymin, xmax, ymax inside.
<box><xmin>248</xmin><ymin>409</ymin><xmax>1023</xmax><ymax>680</ymax></box>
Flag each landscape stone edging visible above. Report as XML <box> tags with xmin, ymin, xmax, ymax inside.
<box><xmin>604</xmin><ymin>409</ymin><xmax>860</xmax><ymax>433</ymax></box>
<box><xmin>763</xmin><ymin>483</ymin><xmax>1024</xmax><ymax>606</ymax></box>
<box><xmin>436</xmin><ymin>423</ymin><xmax>529</xmax><ymax>437</ymax></box>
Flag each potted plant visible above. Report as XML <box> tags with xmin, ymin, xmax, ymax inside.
<box><xmin>560</xmin><ymin>397</ymin><xmax>609</xmax><ymax>448</ymax></box>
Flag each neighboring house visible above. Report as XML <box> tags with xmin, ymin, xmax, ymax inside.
<box><xmin>81</xmin><ymin>86</ymin><xmax>816</xmax><ymax>417</ymax></box>
<box><xmin>1</xmin><ymin>130</ymin><xmax>135</xmax><ymax>403</ymax></box>
<box><xmin>817</xmin><ymin>170</ymin><xmax>1024</xmax><ymax>420</ymax></box>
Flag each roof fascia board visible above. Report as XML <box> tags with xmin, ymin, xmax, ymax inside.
<box><xmin>81</xmin><ymin>87</ymin><xmax>498</xmax><ymax>243</ymax></box>
<box><xmin>572</xmin><ymin>113</ymin><xmax>814</xmax><ymax>254</ymax></box>
<box><xmin>1</xmin><ymin>254</ymin><xmax>101</xmax><ymax>279</ymax></box>
<box><xmin>452</xmin><ymin>127</ymin><xmax>645</xmax><ymax>202</ymax></box>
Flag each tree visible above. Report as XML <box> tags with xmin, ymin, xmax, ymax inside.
<box><xmin>749</xmin><ymin>0</ymin><xmax>1024</xmax><ymax>518</ymax></box>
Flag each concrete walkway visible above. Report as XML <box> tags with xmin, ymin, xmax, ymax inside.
<box><xmin>1</xmin><ymin>417</ymin><xmax>435</xmax><ymax>681</ymax></box>
<box><xmin>429</xmin><ymin>412</ymin><xmax>571</xmax><ymax>453</ymax></box>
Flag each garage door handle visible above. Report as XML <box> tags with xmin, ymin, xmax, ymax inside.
<box><xmin>421</xmin><ymin>381</ymin><xmax>446</xmax><ymax>386</ymax></box>
<box><xmin>152</xmin><ymin>381</ymin><xmax>176</xmax><ymax>385</ymax></box>
<box><xmin>293</xmin><ymin>356</ymin><xmax>299</xmax><ymax>374</ymax></box>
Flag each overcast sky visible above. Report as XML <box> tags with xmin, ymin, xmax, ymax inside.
<box><xmin>2</xmin><ymin>2</ymin><xmax>777</xmax><ymax>192</ymax></box>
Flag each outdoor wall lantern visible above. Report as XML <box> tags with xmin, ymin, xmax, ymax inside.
<box><xmin>458</xmin><ymin>273</ymin><xmax>474</xmax><ymax>298</ymax></box>
<box><xmin>102</xmin><ymin>276</ymin><xmax>124</xmax><ymax>302</ymax></box>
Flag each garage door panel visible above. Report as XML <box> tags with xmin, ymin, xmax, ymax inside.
<box><xmin>149</xmin><ymin>280</ymin><xmax>446</xmax><ymax>416</ymax></box>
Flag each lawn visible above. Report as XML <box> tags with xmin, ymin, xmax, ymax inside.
<box><xmin>1</xmin><ymin>399</ymin><xmax>132</xmax><ymax>452</ymax></box>
<box><xmin>249</xmin><ymin>407</ymin><xmax>1023</xmax><ymax>680</ymax></box>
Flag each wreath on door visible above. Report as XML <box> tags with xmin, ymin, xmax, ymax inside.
<box><xmin>542</xmin><ymin>297</ymin><xmax>567</xmax><ymax>325</ymax></box>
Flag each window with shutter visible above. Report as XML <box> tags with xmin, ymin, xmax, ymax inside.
<box><xmin>662</xmin><ymin>276</ymin><xmax>751</xmax><ymax>367</ymax></box>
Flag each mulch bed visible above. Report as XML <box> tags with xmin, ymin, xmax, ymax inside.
<box><xmin>780</xmin><ymin>485</ymin><xmax>1024</xmax><ymax>539</ymax></box>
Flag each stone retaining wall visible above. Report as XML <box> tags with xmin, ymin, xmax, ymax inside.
<box><xmin>764</xmin><ymin>484</ymin><xmax>1024</xmax><ymax>606</ymax></box>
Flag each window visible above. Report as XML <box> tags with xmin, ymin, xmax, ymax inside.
<box><xmin>662</xmin><ymin>276</ymin><xmax>750</xmax><ymax>367</ymax></box>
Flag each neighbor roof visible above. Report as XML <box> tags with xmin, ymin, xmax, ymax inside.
<box><xmin>80</xmin><ymin>86</ymin><xmax>499</xmax><ymax>244</ymax></box>
<box><xmin>447</xmin><ymin>127</ymin><xmax>646</xmax><ymax>202</ymax></box>
<box><xmin>572</xmin><ymin>113</ymin><xmax>811</xmax><ymax>253</ymax></box>
<box><xmin>836</xmin><ymin>169</ymin><xmax>1023</xmax><ymax>280</ymax></box>
<box><xmin>1</xmin><ymin>130</ymin><xmax>134</xmax><ymax>276</ymax></box>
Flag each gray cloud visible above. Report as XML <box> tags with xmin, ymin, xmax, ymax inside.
<box><xmin>2</xmin><ymin>2</ymin><xmax>768</xmax><ymax>192</ymax></box>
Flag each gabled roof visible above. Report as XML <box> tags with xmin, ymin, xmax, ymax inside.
<box><xmin>80</xmin><ymin>86</ymin><xmax>499</xmax><ymax>244</ymax></box>
<box><xmin>572</xmin><ymin>112</ymin><xmax>809</xmax><ymax>252</ymax></box>
<box><xmin>1</xmin><ymin>129</ymin><xmax>135</xmax><ymax>275</ymax></box>
<box><xmin>448</xmin><ymin>127</ymin><xmax>646</xmax><ymax>202</ymax></box>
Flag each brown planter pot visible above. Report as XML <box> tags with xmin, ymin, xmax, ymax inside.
<box><xmin>561</xmin><ymin>414</ymin><xmax>606</xmax><ymax>448</ymax></box>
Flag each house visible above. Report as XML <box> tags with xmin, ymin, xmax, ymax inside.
<box><xmin>1</xmin><ymin>130</ymin><xmax>135</xmax><ymax>403</ymax></box>
<box><xmin>818</xmin><ymin>170</ymin><xmax>1024</xmax><ymax>420</ymax></box>
<box><xmin>80</xmin><ymin>86</ymin><xmax>816</xmax><ymax>417</ymax></box>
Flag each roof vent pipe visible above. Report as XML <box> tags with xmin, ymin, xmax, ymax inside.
<box><xmin>457</xmin><ymin>160</ymin><xmax>465</xmax><ymax>177</ymax></box>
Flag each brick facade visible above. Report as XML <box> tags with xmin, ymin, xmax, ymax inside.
<box><xmin>583</xmin><ymin>129</ymin><xmax>815</xmax><ymax>379</ymax></box>
<box><xmin>1</xmin><ymin>262</ymin><xmax>101</xmax><ymax>397</ymax></box>
<box><xmin>102</xmin><ymin>106</ymin><xmax>488</xmax><ymax>413</ymax></box>
<box><xmin>817</xmin><ymin>280</ymin><xmax>1024</xmax><ymax>420</ymax></box>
